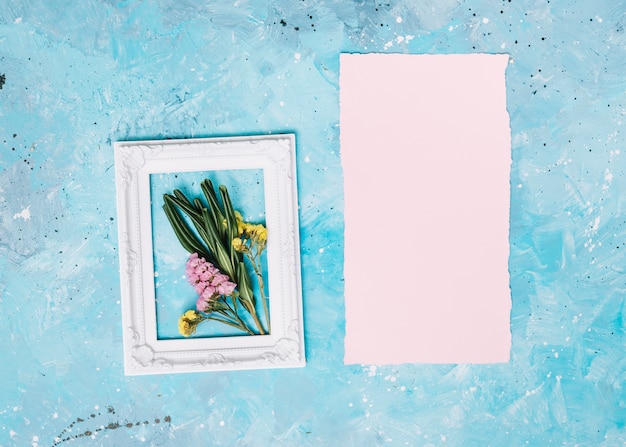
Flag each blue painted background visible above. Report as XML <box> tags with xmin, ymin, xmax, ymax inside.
<box><xmin>1</xmin><ymin>0</ymin><xmax>625</xmax><ymax>445</ymax></box>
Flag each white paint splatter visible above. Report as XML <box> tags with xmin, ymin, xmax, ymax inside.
<box><xmin>591</xmin><ymin>217</ymin><xmax>600</xmax><ymax>232</ymax></box>
<box><xmin>482</xmin><ymin>17</ymin><xmax>489</xmax><ymax>24</ymax></box>
<box><xmin>603</xmin><ymin>168</ymin><xmax>613</xmax><ymax>190</ymax></box>
<box><xmin>396</xmin><ymin>16</ymin><xmax>402</xmax><ymax>23</ymax></box>
<box><xmin>15</xmin><ymin>17</ymin><xmax>22</xmax><ymax>24</ymax></box>
<box><xmin>13</xmin><ymin>206</ymin><xmax>31</xmax><ymax>220</ymax></box>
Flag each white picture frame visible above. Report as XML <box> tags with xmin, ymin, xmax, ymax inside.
<box><xmin>114</xmin><ymin>134</ymin><xmax>305</xmax><ymax>375</ymax></box>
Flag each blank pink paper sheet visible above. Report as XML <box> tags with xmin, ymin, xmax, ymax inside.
<box><xmin>341</xmin><ymin>53</ymin><xmax>512</xmax><ymax>365</ymax></box>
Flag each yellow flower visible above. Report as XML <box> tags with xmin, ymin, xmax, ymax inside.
<box><xmin>234</xmin><ymin>211</ymin><xmax>245</xmax><ymax>236</ymax></box>
<box><xmin>239</xmin><ymin>222</ymin><xmax>252</xmax><ymax>235</ymax></box>
<box><xmin>221</xmin><ymin>211</ymin><xmax>248</xmax><ymax>236</ymax></box>
<box><xmin>253</xmin><ymin>224</ymin><xmax>267</xmax><ymax>244</ymax></box>
<box><xmin>184</xmin><ymin>309</ymin><xmax>200</xmax><ymax>320</ymax></box>
<box><xmin>232</xmin><ymin>237</ymin><xmax>245</xmax><ymax>252</ymax></box>
<box><xmin>178</xmin><ymin>310</ymin><xmax>202</xmax><ymax>337</ymax></box>
<box><xmin>245</xmin><ymin>224</ymin><xmax>267</xmax><ymax>246</ymax></box>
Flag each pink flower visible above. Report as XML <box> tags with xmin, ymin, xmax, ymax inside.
<box><xmin>217</xmin><ymin>281</ymin><xmax>236</xmax><ymax>296</ymax></box>
<box><xmin>201</xmin><ymin>286</ymin><xmax>217</xmax><ymax>301</ymax></box>
<box><xmin>186</xmin><ymin>253</ymin><xmax>237</xmax><ymax>313</ymax></box>
<box><xmin>196</xmin><ymin>296</ymin><xmax>210</xmax><ymax>313</ymax></box>
<box><xmin>187</xmin><ymin>253</ymin><xmax>201</xmax><ymax>268</ymax></box>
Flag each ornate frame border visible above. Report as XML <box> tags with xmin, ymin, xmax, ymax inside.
<box><xmin>114</xmin><ymin>134</ymin><xmax>305</xmax><ymax>375</ymax></box>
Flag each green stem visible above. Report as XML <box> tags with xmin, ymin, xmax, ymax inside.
<box><xmin>205</xmin><ymin>315</ymin><xmax>254</xmax><ymax>335</ymax></box>
<box><xmin>249</xmin><ymin>310</ymin><xmax>266</xmax><ymax>336</ymax></box>
<box><xmin>246</xmin><ymin>252</ymin><xmax>270</xmax><ymax>334</ymax></box>
<box><xmin>223</xmin><ymin>296</ymin><xmax>258</xmax><ymax>335</ymax></box>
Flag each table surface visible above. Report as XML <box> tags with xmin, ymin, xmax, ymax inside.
<box><xmin>1</xmin><ymin>1</ymin><xmax>625</xmax><ymax>446</ymax></box>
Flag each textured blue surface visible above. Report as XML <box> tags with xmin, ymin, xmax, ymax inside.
<box><xmin>1</xmin><ymin>1</ymin><xmax>625</xmax><ymax>446</ymax></box>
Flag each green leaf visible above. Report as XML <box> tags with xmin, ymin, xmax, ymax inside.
<box><xmin>219</xmin><ymin>185</ymin><xmax>239</xmax><ymax>242</ymax></box>
<box><xmin>172</xmin><ymin>189</ymin><xmax>193</xmax><ymax>204</ymax></box>
<box><xmin>162</xmin><ymin>198</ymin><xmax>208</xmax><ymax>258</ymax></box>
<box><xmin>201</xmin><ymin>179</ymin><xmax>225</xmax><ymax>236</ymax></box>
<box><xmin>166</xmin><ymin>193</ymin><xmax>203</xmax><ymax>228</ymax></box>
<box><xmin>163</xmin><ymin>193</ymin><xmax>221</xmax><ymax>264</ymax></box>
<box><xmin>215</xmin><ymin>241</ymin><xmax>235</xmax><ymax>280</ymax></box>
<box><xmin>236</xmin><ymin>261</ymin><xmax>255</xmax><ymax>314</ymax></box>
<box><xmin>219</xmin><ymin>185</ymin><xmax>243</xmax><ymax>270</ymax></box>
<box><xmin>172</xmin><ymin>190</ymin><xmax>203</xmax><ymax>218</ymax></box>
<box><xmin>200</xmin><ymin>207</ymin><xmax>219</xmax><ymax>254</ymax></box>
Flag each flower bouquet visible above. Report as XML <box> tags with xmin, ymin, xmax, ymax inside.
<box><xmin>162</xmin><ymin>178</ymin><xmax>269</xmax><ymax>337</ymax></box>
